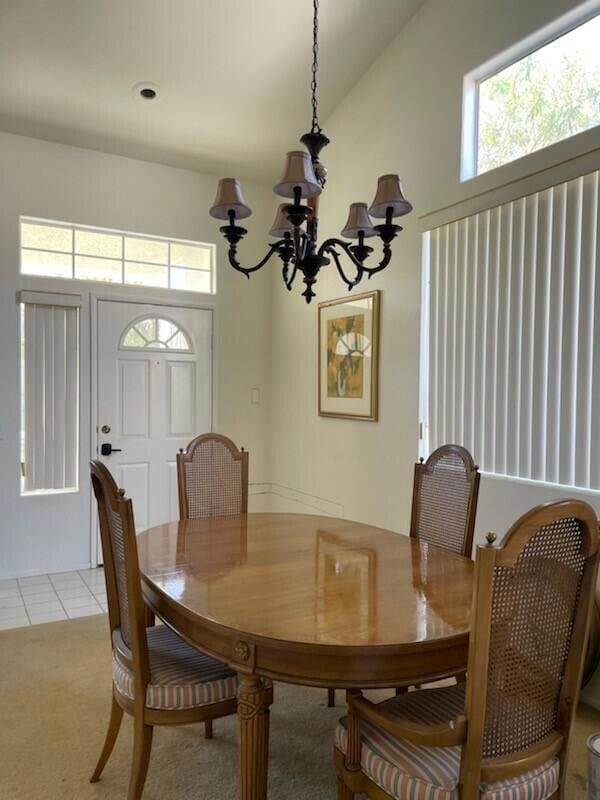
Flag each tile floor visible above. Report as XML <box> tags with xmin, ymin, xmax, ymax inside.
<box><xmin>0</xmin><ymin>568</ymin><xmax>107</xmax><ymax>630</ymax></box>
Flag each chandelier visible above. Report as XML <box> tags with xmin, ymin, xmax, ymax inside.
<box><xmin>209</xmin><ymin>0</ymin><xmax>412</xmax><ymax>303</ymax></box>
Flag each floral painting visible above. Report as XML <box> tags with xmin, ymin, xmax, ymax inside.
<box><xmin>318</xmin><ymin>290</ymin><xmax>380</xmax><ymax>420</ymax></box>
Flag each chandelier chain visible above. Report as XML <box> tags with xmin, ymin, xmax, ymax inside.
<box><xmin>310</xmin><ymin>0</ymin><xmax>321</xmax><ymax>133</ymax></box>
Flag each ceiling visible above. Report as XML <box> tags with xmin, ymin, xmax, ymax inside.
<box><xmin>0</xmin><ymin>0</ymin><xmax>423</xmax><ymax>182</ymax></box>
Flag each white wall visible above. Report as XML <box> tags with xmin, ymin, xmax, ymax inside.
<box><xmin>267</xmin><ymin>0</ymin><xmax>600</xmax><ymax>540</ymax></box>
<box><xmin>0</xmin><ymin>131</ymin><xmax>274</xmax><ymax>578</ymax></box>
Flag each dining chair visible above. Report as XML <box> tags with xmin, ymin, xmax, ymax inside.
<box><xmin>410</xmin><ymin>443</ymin><xmax>480</xmax><ymax>558</ymax></box>
<box><xmin>327</xmin><ymin>444</ymin><xmax>480</xmax><ymax>709</ymax></box>
<box><xmin>177</xmin><ymin>432</ymin><xmax>249</xmax><ymax>519</ymax></box>
<box><xmin>90</xmin><ymin>460</ymin><xmax>239</xmax><ymax>800</ymax></box>
<box><xmin>334</xmin><ymin>498</ymin><xmax>599</xmax><ymax>800</ymax></box>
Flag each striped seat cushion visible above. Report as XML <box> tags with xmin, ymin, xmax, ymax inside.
<box><xmin>335</xmin><ymin>684</ymin><xmax>559</xmax><ymax>800</ymax></box>
<box><xmin>112</xmin><ymin>624</ymin><xmax>237</xmax><ymax>710</ymax></box>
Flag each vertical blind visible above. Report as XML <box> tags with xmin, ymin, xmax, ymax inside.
<box><xmin>22</xmin><ymin>300</ymin><xmax>79</xmax><ymax>492</ymax></box>
<box><xmin>423</xmin><ymin>169</ymin><xmax>600</xmax><ymax>489</ymax></box>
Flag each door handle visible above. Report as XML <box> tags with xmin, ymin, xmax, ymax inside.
<box><xmin>100</xmin><ymin>443</ymin><xmax>122</xmax><ymax>456</ymax></box>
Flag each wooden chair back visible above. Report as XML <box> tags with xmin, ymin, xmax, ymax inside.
<box><xmin>176</xmin><ymin>433</ymin><xmax>249</xmax><ymax>520</ymax></box>
<box><xmin>90</xmin><ymin>460</ymin><xmax>150</xmax><ymax>692</ymax></box>
<box><xmin>460</xmin><ymin>499</ymin><xmax>600</xmax><ymax>795</ymax></box>
<box><xmin>410</xmin><ymin>444</ymin><xmax>480</xmax><ymax>557</ymax></box>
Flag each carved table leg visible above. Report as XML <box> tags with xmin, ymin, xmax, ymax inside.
<box><xmin>238</xmin><ymin>673</ymin><xmax>272</xmax><ymax>800</ymax></box>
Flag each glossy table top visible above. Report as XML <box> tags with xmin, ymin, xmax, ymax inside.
<box><xmin>138</xmin><ymin>512</ymin><xmax>473</xmax><ymax>649</ymax></box>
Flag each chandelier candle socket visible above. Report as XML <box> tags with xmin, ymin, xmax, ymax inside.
<box><xmin>208</xmin><ymin>0</ymin><xmax>412</xmax><ymax>302</ymax></box>
<box><xmin>269</xmin><ymin>204</ymin><xmax>297</xmax><ymax>238</ymax></box>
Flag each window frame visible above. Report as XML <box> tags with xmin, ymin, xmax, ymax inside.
<box><xmin>461</xmin><ymin>0</ymin><xmax>600</xmax><ymax>182</ymax></box>
<box><xmin>19</xmin><ymin>217</ymin><xmax>217</xmax><ymax>295</ymax></box>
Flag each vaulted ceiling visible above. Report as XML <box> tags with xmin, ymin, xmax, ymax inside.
<box><xmin>0</xmin><ymin>0</ymin><xmax>423</xmax><ymax>181</ymax></box>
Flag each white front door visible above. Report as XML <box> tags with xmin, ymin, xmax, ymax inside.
<box><xmin>96</xmin><ymin>300</ymin><xmax>212</xmax><ymax>534</ymax></box>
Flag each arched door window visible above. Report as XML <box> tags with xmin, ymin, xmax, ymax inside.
<box><xmin>120</xmin><ymin>316</ymin><xmax>192</xmax><ymax>352</ymax></box>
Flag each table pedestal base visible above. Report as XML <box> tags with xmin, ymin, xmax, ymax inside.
<box><xmin>238</xmin><ymin>674</ymin><xmax>272</xmax><ymax>800</ymax></box>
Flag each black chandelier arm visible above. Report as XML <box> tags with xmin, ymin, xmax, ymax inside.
<box><xmin>323</xmin><ymin>245</ymin><xmax>362</xmax><ymax>289</ymax></box>
<box><xmin>360</xmin><ymin>241</ymin><xmax>394</xmax><ymax>278</ymax></box>
<box><xmin>226</xmin><ymin>240</ymin><xmax>288</xmax><ymax>278</ymax></box>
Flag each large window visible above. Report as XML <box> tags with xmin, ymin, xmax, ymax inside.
<box><xmin>20</xmin><ymin>293</ymin><xmax>80</xmax><ymax>494</ymax></box>
<box><xmin>463</xmin><ymin>9</ymin><xmax>600</xmax><ymax>178</ymax></box>
<box><xmin>421</xmin><ymin>169</ymin><xmax>600</xmax><ymax>491</ymax></box>
<box><xmin>20</xmin><ymin>218</ymin><xmax>216</xmax><ymax>294</ymax></box>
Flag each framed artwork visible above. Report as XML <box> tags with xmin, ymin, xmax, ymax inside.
<box><xmin>318</xmin><ymin>290</ymin><xmax>380</xmax><ymax>420</ymax></box>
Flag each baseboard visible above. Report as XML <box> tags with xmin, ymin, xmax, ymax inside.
<box><xmin>248</xmin><ymin>482</ymin><xmax>343</xmax><ymax>517</ymax></box>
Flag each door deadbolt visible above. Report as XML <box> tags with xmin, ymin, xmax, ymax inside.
<box><xmin>101</xmin><ymin>424</ymin><xmax>111</xmax><ymax>434</ymax></box>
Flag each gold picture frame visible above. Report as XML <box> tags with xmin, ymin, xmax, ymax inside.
<box><xmin>318</xmin><ymin>290</ymin><xmax>380</xmax><ymax>420</ymax></box>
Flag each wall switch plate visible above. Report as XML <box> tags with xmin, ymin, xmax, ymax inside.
<box><xmin>251</xmin><ymin>387</ymin><xmax>261</xmax><ymax>405</ymax></box>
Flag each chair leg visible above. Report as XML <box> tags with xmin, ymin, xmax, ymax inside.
<box><xmin>128</xmin><ymin>720</ymin><xmax>153</xmax><ymax>800</ymax></box>
<box><xmin>328</xmin><ymin>688</ymin><xmax>336</xmax><ymax>707</ymax></box>
<box><xmin>90</xmin><ymin>696</ymin><xmax>124</xmax><ymax>782</ymax></box>
<box><xmin>337</xmin><ymin>777</ymin><xmax>354</xmax><ymax>799</ymax></box>
<box><xmin>395</xmin><ymin>687</ymin><xmax>408</xmax><ymax>696</ymax></box>
<box><xmin>204</xmin><ymin>719</ymin><xmax>213</xmax><ymax>739</ymax></box>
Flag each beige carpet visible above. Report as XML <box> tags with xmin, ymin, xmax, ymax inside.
<box><xmin>0</xmin><ymin>614</ymin><xmax>597</xmax><ymax>799</ymax></box>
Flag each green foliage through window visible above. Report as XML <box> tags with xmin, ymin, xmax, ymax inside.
<box><xmin>477</xmin><ymin>14</ymin><xmax>600</xmax><ymax>174</ymax></box>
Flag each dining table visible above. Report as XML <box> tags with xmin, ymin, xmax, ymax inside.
<box><xmin>137</xmin><ymin>512</ymin><xmax>474</xmax><ymax>800</ymax></box>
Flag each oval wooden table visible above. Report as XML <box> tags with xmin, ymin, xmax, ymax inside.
<box><xmin>137</xmin><ymin>512</ymin><xmax>474</xmax><ymax>800</ymax></box>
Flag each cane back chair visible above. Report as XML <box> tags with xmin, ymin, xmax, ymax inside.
<box><xmin>90</xmin><ymin>460</ymin><xmax>240</xmax><ymax>800</ymax></box>
<box><xmin>410</xmin><ymin>444</ymin><xmax>480</xmax><ymax>558</ymax></box>
<box><xmin>334</xmin><ymin>499</ymin><xmax>600</xmax><ymax>800</ymax></box>
<box><xmin>328</xmin><ymin>445</ymin><xmax>480</xmax><ymax>709</ymax></box>
<box><xmin>177</xmin><ymin>433</ymin><xmax>249</xmax><ymax>520</ymax></box>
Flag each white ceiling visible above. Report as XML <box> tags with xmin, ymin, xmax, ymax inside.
<box><xmin>0</xmin><ymin>0</ymin><xmax>423</xmax><ymax>182</ymax></box>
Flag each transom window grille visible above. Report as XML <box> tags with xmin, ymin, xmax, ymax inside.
<box><xmin>20</xmin><ymin>217</ymin><xmax>216</xmax><ymax>294</ymax></box>
<box><xmin>421</xmin><ymin>169</ymin><xmax>600</xmax><ymax>491</ymax></box>
<box><xmin>121</xmin><ymin>317</ymin><xmax>192</xmax><ymax>352</ymax></box>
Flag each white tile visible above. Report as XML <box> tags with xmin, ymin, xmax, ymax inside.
<box><xmin>18</xmin><ymin>575</ymin><xmax>51</xmax><ymax>587</ymax></box>
<box><xmin>0</xmin><ymin>588</ymin><xmax>21</xmax><ymax>600</ymax></box>
<box><xmin>0</xmin><ymin>617</ymin><xmax>30</xmax><ymax>631</ymax></box>
<box><xmin>60</xmin><ymin>594</ymin><xmax>97</xmax><ymax>610</ymax></box>
<box><xmin>0</xmin><ymin>595</ymin><xmax>25</xmax><ymax>610</ymax></box>
<box><xmin>56</xmin><ymin>586</ymin><xmax>94</xmax><ymax>600</ymax></box>
<box><xmin>98</xmin><ymin>601</ymin><xmax>109</xmax><ymax>612</ymax></box>
<box><xmin>50</xmin><ymin>574</ymin><xmax>85</xmax><ymax>587</ymax></box>
<box><xmin>92</xmin><ymin>591</ymin><xmax>107</xmax><ymax>602</ymax></box>
<box><xmin>49</xmin><ymin>571</ymin><xmax>81</xmax><ymax>580</ymax></box>
<box><xmin>0</xmin><ymin>579</ymin><xmax>18</xmax><ymax>590</ymax></box>
<box><xmin>28</xmin><ymin>610</ymin><xmax>67</xmax><ymax>624</ymax></box>
<box><xmin>0</xmin><ymin>606</ymin><xmax>29</xmax><ymax>622</ymax></box>
<box><xmin>19</xmin><ymin>583</ymin><xmax>56</xmax><ymax>598</ymax></box>
<box><xmin>79</xmin><ymin>568</ymin><xmax>104</xmax><ymax>579</ymax></box>
<box><xmin>82</xmin><ymin>583</ymin><xmax>105</xmax><ymax>595</ymax></box>
<box><xmin>23</xmin><ymin>591</ymin><xmax>59</xmax><ymax>606</ymax></box>
<box><xmin>24</xmin><ymin>599</ymin><xmax>63</xmax><ymax>614</ymax></box>
<box><xmin>66</xmin><ymin>603</ymin><xmax>103</xmax><ymax>619</ymax></box>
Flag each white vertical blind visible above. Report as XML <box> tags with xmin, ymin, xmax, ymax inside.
<box><xmin>423</xmin><ymin>169</ymin><xmax>600</xmax><ymax>489</ymax></box>
<box><xmin>22</xmin><ymin>302</ymin><xmax>79</xmax><ymax>492</ymax></box>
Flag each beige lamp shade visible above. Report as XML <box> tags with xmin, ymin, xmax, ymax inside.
<box><xmin>273</xmin><ymin>151</ymin><xmax>322</xmax><ymax>199</ymax></box>
<box><xmin>209</xmin><ymin>178</ymin><xmax>252</xmax><ymax>220</ymax></box>
<box><xmin>269</xmin><ymin>204</ymin><xmax>295</xmax><ymax>238</ymax></box>
<box><xmin>341</xmin><ymin>202</ymin><xmax>377</xmax><ymax>239</ymax></box>
<box><xmin>369</xmin><ymin>174</ymin><xmax>412</xmax><ymax>218</ymax></box>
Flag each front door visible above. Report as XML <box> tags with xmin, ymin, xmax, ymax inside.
<box><xmin>96</xmin><ymin>300</ymin><xmax>212</xmax><ymax>535</ymax></box>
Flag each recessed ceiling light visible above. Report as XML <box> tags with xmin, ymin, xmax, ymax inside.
<box><xmin>132</xmin><ymin>82</ymin><xmax>160</xmax><ymax>101</ymax></box>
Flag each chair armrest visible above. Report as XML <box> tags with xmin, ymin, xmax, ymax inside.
<box><xmin>347</xmin><ymin>690</ymin><xmax>467</xmax><ymax>747</ymax></box>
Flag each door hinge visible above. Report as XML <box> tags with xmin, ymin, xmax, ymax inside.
<box><xmin>418</xmin><ymin>422</ymin><xmax>428</xmax><ymax>440</ymax></box>
<box><xmin>20</xmin><ymin>461</ymin><xmax>26</xmax><ymax>477</ymax></box>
